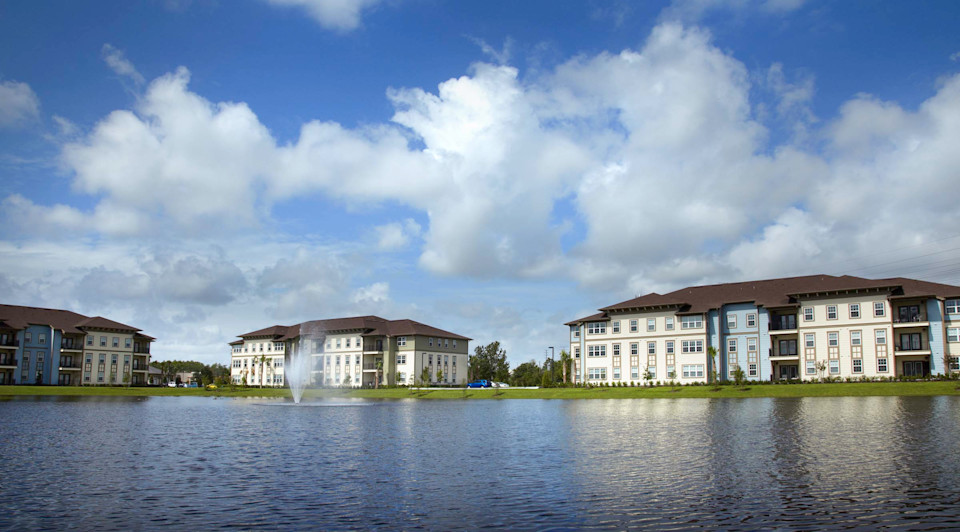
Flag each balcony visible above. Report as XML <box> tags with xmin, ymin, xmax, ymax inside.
<box><xmin>362</xmin><ymin>341</ymin><xmax>384</xmax><ymax>354</ymax></box>
<box><xmin>895</xmin><ymin>334</ymin><xmax>930</xmax><ymax>356</ymax></box>
<box><xmin>768</xmin><ymin>315</ymin><xmax>798</xmax><ymax>334</ymax></box>
<box><xmin>0</xmin><ymin>355</ymin><xmax>16</xmax><ymax>368</ymax></box>
<box><xmin>893</xmin><ymin>306</ymin><xmax>927</xmax><ymax>327</ymax></box>
<box><xmin>58</xmin><ymin>362</ymin><xmax>81</xmax><ymax>370</ymax></box>
<box><xmin>133</xmin><ymin>346</ymin><xmax>151</xmax><ymax>354</ymax></box>
<box><xmin>0</xmin><ymin>337</ymin><xmax>18</xmax><ymax>349</ymax></box>
<box><xmin>768</xmin><ymin>347</ymin><xmax>799</xmax><ymax>361</ymax></box>
<box><xmin>61</xmin><ymin>339</ymin><xmax>83</xmax><ymax>351</ymax></box>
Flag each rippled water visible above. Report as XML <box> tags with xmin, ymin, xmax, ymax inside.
<box><xmin>1</xmin><ymin>395</ymin><xmax>959</xmax><ymax>530</ymax></box>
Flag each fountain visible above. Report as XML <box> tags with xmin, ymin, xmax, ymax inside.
<box><xmin>286</xmin><ymin>322</ymin><xmax>321</xmax><ymax>404</ymax></box>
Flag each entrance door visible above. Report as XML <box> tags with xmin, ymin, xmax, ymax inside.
<box><xmin>58</xmin><ymin>374</ymin><xmax>71</xmax><ymax>385</ymax></box>
<box><xmin>779</xmin><ymin>365</ymin><xmax>798</xmax><ymax>379</ymax></box>
<box><xmin>903</xmin><ymin>361</ymin><xmax>927</xmax><ymax>377</ymax></box>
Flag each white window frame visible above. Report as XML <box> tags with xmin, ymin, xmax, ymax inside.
<box><xmin>877</xmin><ymin>357</ymin><xmax>888</xmax><ymax>372</ymax></box>
<box><xmin>647</xmin><ymin>318</ymin><xmax>656</xmax><ymax>332</ymax></box>
<box><xmin>665</xmin><ymin>317</ymin><xmax>674</xmax><ymax>331</ymax></box>
<box><xmin>727</xmin><ymin>314</ymin><xmax>737</xmax><ymax>329</ymax></box>
<box><xmin>803</xmin><ymin>307</ymin><xmax>814</xmax><ymax>322</ymax></box>
<box><xmin>828</xmin><ymin>332</ymin><xmax>839</xmax><ymax>347</ymax></box>
<box><xmin>681</xmin><ymin>340</ymin><xmax>703</xmax><ymax>353</ymax></box>
<box><xmin>874</xmin><ymin>302</ymin><xmax>885</xmax><ymax>318</ymax></box>
<box><xmin>629</xmin><ymin>319</ymin><xmax>638</xmax><ymax>333</ymax></box>
<box><xmin>680</xmin><ymin>315</ymin><xmax>703</xmax><ymax>329</ymax></box>
<box><xmin>647</xmin><ymin>341</ymin><xmax>656</xmax><ymax>355</ymax></box>
<box><xmin>681</xmin><ymin>364</ymin><xmax>704</xmax><ymax>378</ymax></box>
<box><xmin>588</xmin><ymin>345</ymin><xmax>607</xmax><ymax>357</ymax></box>
<box><xmin>612</xmin><ymin>321</ymin><xmax>620</xmax><ymax>334</ymax></box>
<box><xmin>804</xmin><ymin>333</ymin><xmax>815</xmax><ymax>348</ymax></box>
<box><xmin>827</xmin><ymin>305</ymin><xmax>838</xmax><ymax>320</ymax></box>
<box><xmin>851</xmin><ymin>330</ymin><xmax>861</xmax><ymax>346</ymax></box>
<box><xmin>850</xmin><ymin>303</ymin><xmax>860</xmax><ymax>319</ymax></box>
<box><xmin>727</xmin><ymin>338</ymin><xmax>737</xmax><ymax>353</ymax></box>
<box><xmin>947</xmin><ymin>299</ymin><xmax>960</xmax><ymax>314</ymax></box>
<box><xmin>587</xmin><ymin>322</ymin><xmax>607</xmax><ymax>335</ymax></box>
<box><xmin>947</xmin><ymin>327</ymin><xmax>960</xmax><ymax>343</ymax></box>
<box><xmin>665</xmin><ymin>341</ymin><xmax>674</xmax><ymax>354</ymax></box>
<box><xmin>747</xmin><ymin>313</ymin><xmax>757</xmax><ymax>328</ymax></box>
<box><xmin>875</xmin><ymin>329</ymin><xmax>886</xmax><ymax>345</ymax></box>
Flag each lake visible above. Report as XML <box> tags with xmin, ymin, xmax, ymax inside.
<box><xmin>1</xmin><ymin>395</ymin><xmax>959</xmax><ymax>530</ymax></box>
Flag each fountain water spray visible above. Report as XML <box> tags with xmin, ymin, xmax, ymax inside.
<box><xmin>286</xmin><ymin>322</ymin><xmax>321</xmax><ymax>404</ymax></box>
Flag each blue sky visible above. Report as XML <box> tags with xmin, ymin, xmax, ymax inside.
<box><xmin>1</xmin><ymin>0</ymin><xmax>959</xmax><ymax>366</ymax></box>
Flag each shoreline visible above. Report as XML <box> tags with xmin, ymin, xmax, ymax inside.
<box><xmin>2</xmin><ymin>381</ymin><xmax>960</xmax><ymax>399</ymax></box>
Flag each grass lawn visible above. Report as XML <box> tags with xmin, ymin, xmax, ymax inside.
<box><xmin>2</xmin><ymin>381</ymin><xmax>960</xmax><ymax>399</ymax></box>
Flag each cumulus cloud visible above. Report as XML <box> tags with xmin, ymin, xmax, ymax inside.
<box><xmin>352</xmin><ymin>282</ymin><xmax>389</xmax><ymax>304</ymax></box>
<box><xmin>101</xmin><ymin>44</ymin><xmax>145</xmax><ymax>85</ymax></box>
<box><xmin>375</xmin><ymin>219</ymin><xmax>421</xmax><ymax>250</ymax></box>
<box><xmin>661</xmin><ymin>0</ymin><xmax>806</xmax><ymax>23</ymax></box>
<box><xmin>265</xmin><ymin>0</ymin><xmax>380</xmax><ymax>31</ymax></box>
<box><xmin>0</xmin><ymin>80</ymin><xmax>40</xmax><ymax>128</ymax></box>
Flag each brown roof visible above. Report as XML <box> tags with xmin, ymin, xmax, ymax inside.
<box><xmin>75</xmin><ymin>316</ymin><xmax>141</xmax><ymax>332</ymax></box>
<box><xmin>239</xmin><ymin>315</ymin><xmax>470</xmax><ymax>342</ymax></box>
<box><xmin>570</xmin><ymin>274</ymin><xmax>960</xmax><ymax>323</ymax></box>
<box><xmin>564</xmin><ymin>312</ymin><xmax>609</xmax><ymax>326</ymax></box>
<box><xmin>0</xmin><ymin>304</ymin><xmax>147</xmax><ymax>337</ymax></box>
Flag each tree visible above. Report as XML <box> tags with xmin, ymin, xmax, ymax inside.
<box><xmin>259</xmin><ymin>353</ymin><xmax>268</xmax><ymax>388</ymax></box>
<box><xmin>732</xmin><ymin>365</ymin><xmax>746</xmax><ymax>389</ymax></box>
<box><xmin>420</xmin><ymin>366</ymin><xmax>431</xmax><ymax>387</ymax></box>
<box><xmin>436</xmin><ymin>367</ymin><xmax>444</xmax><ymax>384</ymax></box>
<box><xmin>816</xmin><ymin>361</ymin><xmax>827</xmax><ymax>381</ymax></box>
<box><xmin>343</xmin><ymin>373</ymin><xmax>352</xmax><ymax>387</ymax></box>
<box><xmin>943</xmin><ymin>352</ymin><xmax>954</xmax><ymax>378</ymax></box>
<box><xmin>559</xmin><ymin>350</ymin><xmax>571</xmax><ymax>384</ymax></box>
<box><xmin>707</xmin><ymin>346</ymin><xmax>720</xmax><ymax>388</ymax></box>
<box><xmin>375</xmin><ymin>358</ymin><xmax>383</xmax><ymax>389</ymax></box>
<box><xmin>511</xmin><ymin>360</ymin><xmax>542</xmax><ymax>387</ymax></box>
<box><xmin>469</xmin><ymin>341</ymin><xmax>510</xmax><ymax>382</ymax></box>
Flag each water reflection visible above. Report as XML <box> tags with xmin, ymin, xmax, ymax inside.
<box><xmin>1</xmin><ymin>396</ymin><xmax>958</xmax><ymax>530</ymax></box>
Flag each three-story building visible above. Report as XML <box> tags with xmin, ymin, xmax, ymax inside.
<box><xmin>567</xmin><ymin>275</ymin><xmax>960</xmax><ymax>384</ymax></box>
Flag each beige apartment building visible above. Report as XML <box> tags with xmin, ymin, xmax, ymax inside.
<box><xmin>567</xmin><ymin>275</ymin><xmax>960</xmax><ymax>385</ymax></box>
<box><xmin>0</xmin><ymin>304</ymin><xmax>154</xmax><ymax>386</ymax></box>
<box><xmin>230</xmin><ymin>316</ymin><xmax>470</xmax><ymax>387</ymax></box>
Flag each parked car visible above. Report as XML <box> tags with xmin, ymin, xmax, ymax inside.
<box><xmin>467</xmin><ymin>379</ymin><xmax>492</xmax><ymax>388</ymax></box>
<box><xmin>494</xmin><ymin>382</ymin><xmax>510</xmax><ymax>388</ymax></box>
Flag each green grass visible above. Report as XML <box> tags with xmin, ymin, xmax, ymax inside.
<box><xmin>2</xmin><ymin>381</ymin><xmax>960</xmax><ymax>399</ymax></box>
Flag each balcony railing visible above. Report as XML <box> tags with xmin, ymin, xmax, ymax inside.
<box><xmin>59</xmin><ymin>362</ymin><xmax>81</xmax><ymax>369</ymax></box>
<box><xmin>769</xmin><ymin>318</ymin><xmax>798</xmax><ymax>331</ymax></box>
<box><xmin>0</xmin><ymin>356</ymin><xmax>17</xmax><ymax>366</ymax></box>
<box><xmin>61</xmin><ymin>340</ymin><xmax>82</xmax><ymax>350</ymax></box>
<box><xmin>893</xmin><ymin>315</ymin><xmax>925</xmax><ymax>324</ymax></box>
<box><xmin>896</xmin><ymin>343</ymin><xmax>925</xmax><ymax>352</ymax></box>
<box><xmin>133</xmin><ymin>346</ymin><xmax>150</xmax><ymax>354</ymax></box>
<box><xmin>0</xmin><ymin>338</ymin><xmax>18</xmax><ymax>348</ymax></box>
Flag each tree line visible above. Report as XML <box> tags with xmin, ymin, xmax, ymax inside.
<box><xmin>152</xmin><ymin>360</ymin><xmax>230</xmax><ymax>386</ymax></box>
<box><xmin>468</xmin><ymin>342</ymin><xmax>574</xmax><ymax>387</ymax></box>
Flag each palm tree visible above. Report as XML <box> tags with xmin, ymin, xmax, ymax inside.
<box><xmin>259</xmin><ymin>353</ymin><xmax>267</xmax><ymax>388</ymax></box>
<box><xmin>375</xmin><ymin>358</ymin><xmax>383</xmax><ymax>389</ymax></box>
<box><xmin>559</xmin><ymin>350</ymin><xmax>571</xmax><ymax>384</ymax></box>
<box><xmin>707</xmin><ymin>346</ymin><xmax>719</xmax><ymax>388</ymax></box>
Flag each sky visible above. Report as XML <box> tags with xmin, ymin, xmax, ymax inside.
<box><xmin>1</xmin><ymin>0</ymin><xmax>960</xmax><ymax>368</ymax></box>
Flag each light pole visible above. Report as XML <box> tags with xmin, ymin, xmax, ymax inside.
<box><xmin>547</xmin><ymin>346</ymin><xmax>554</xmax><ymax>384</ymax></box>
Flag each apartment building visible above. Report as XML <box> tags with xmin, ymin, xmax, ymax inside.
<box><xmin>230</xmin><ymin>316</ymin><xmax>470</xmax><ymax>387</ymax></box>
<box><xmin>566</xmin><ymin>275</ymin><xmax>960</xmax><ymax>384</ymax></box>
<box><xmin>0</xmin><ymin>304</ymin><xmax>154</xmax><ymax>386</ymax></box>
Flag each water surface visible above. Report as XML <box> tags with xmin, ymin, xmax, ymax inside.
<box><xmin>1</xmin><ymin>395</ymin><xmax>958</xmax><ymax>529</ymax></box>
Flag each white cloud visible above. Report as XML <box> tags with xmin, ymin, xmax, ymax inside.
<box><xmin>101</xmin><ymin>44</ymin><xmax>145</xmax><ymax>85</ymax></box>
<box><xmin>0</xmin><ymin>80</ymin><xmax>40</xmax><ymax>128</ymax></box>
<box><xmin>951</xmin><ymin>51</ymin><xmax>960</xmax><ymax>62</ymax></box>
<box><xmin>265</xmin><ymin>0</ymin><xmax>380</xmax><ymax>31</ymax></box>
<box><xmin>375</xmin><ymin>218</ymin><xmax>421</xmax><ymax>250</ymax></box>
<box><xmin>351</xmin><ymin>282</ymin><xmax>389</xmax><ymax>304</ymax></box>
<box><xmin>660</xmin><ymin>0</ymin><xmax>806</xmax><ymax>23</ymax></box>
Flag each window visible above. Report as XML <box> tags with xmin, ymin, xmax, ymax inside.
<box><xmin>851</xmin><ymin>331</ymin><xmax>862</xmax><ymax>346</ymax></box>
<box><xmin>803</xmin><ymin>307</ymin><xmax>814</xmax><ymax>321</ymax></box>
<box><xmin>727</xmin><ymin>314</ymin><xmax>737</xmax><ymax>329</ymax></box>
<box><xmin>100</xmin><ymin>336</ymin><xmax>106</xmax><ymax>347</ymax></box>
<box><xmin>647</xmin><ymin>318</ymin><xmax>656</xmax><ymax>332</ymax></box>
<box><xmin>25</xmin><ymin>332</ymin><xmax>32</xmax><ymax>343</ymax></box>
<box><xmin>804</xmin><ymin>333</ymin><xmax>815</xmax><ymax>348</ymax></box>
<box><xmin>747</xmin><ymin>337</ymin><xmax>757</xmax><ymax>352</ymax></box>
<box><xmin>613</xmin><ymin>344</ymin><xmax>620</xmax><ymax>356</ymax></box>
<box><xmin>779</xmin><ymin>339</ymin><xmax>797</xmax><ymax>356</ymax></box>
<box><xmin>112</xmin><ymin>337</ymin><xmax>119</xmax><ymax>348</ymax></box>
<box><xmin>336</xmin><ymin>339</ymin><xmax>341</xmax><ymax>348</ymax></box>
<box><xmin>947</xmin><ymin>299</ymin><xmax>960</xmax><ymax>314</ymax></box>
<box><xmin>647</xmin><ymin>364</ymin><xmax>657</xmax><ymax>379</ymax></box>
<box><xmin>397</xmin><ymin>337</ymin><xmax>406</xmax><ymax>346</ymax></box>
<box><xmin>587</xmin><ymin>322</ymin><xmax>607</xmax><ymax>334</ymax></box>
<box><xmin>681</xmin><ymin>364</ymin><xmax>704</xmax><ymax>378</ymax></box>
<box><xmin>950</xmin><ymin>357</ymin><xmax>960</xmax><ymax>371</ymax></box>
<box><xmin>948</xmin><ymin>328</ymin><xmax>960</xmax><ymax>343</ymax></box>
<box><xmin>588</xmin><ymin>345</ymin><xmax>606</xmax><ymax>357</ymax></box>
<box><xmin>444</xmin><ymin>339</ymin><xmax>449</xmax><ymax>348</ymax></box>
<box><xmin>667</xmin><ymin>365</ymin><xmax>676</xmax><ymax>379</ymax></box>
<box><xmin>874</xmin><ymin>302</ymin><xmax>885</xmax><ymax>317</ymax></box>
<box><xmin>829</xmin><ymin>359</ymin><xmax>839</xmax><ymax>374</ymax></box>
<box><xmin>806</xmin><ymin>360</ymin><xmax>816</xmax><ymax>375</ymax></box>
<box><xmin>828</xmin><ymin>332</ymin><xmax>839</xmax><ymax>347</ymax></box>
<box><xmin>748</xmin><ymin>364</ymin><xmax>757</xmax><ymax>377</ymax></box>
<box><xmin>665</xmin><ymin>317</ymin><xmax>674</xmax><ymax>331</ymax></box>
<box><xmin>631</xmin><ymin>367</ymin><xmax>639</xmax><ymax>379</ymax></box>
<box><xmin>613</xmin><ymin>367</ymin><xmax>621</xmax><ymax>380</ymax></box>
<box><xmin>681</xmin><ymin>315</ymin><xmax>703</xmax><ymax>329</ymax></box>
<box><xmin>899</xmin><ymin>333</ymin><xmax>922</xmax><ymax>351</ymax></box>
<box><xmin>827</xmin><ymin>305</ymin><xmax>838</xmax><ymax>320</ymax></box>
<box><xmin>572</xmin><ymin>326</ymin><xmax>580</xmax><ymax>339</ymax></box>
<box><xmin>665</xmin><ymin>341</ymin><xmax>674</xmax><ymax>354</ymax></box>
<box><xmin>38</xmin><ymin>333</ymin><xmax>46</xmax><ymax>345</ymax></box>
<box><xmin>630</xmin><ymin>320</ymin><xmax>638</xmax><ymax>333</ymax></box>
<box><xmin>728</xmin><ymin>338</ymin><xmax>738</xmax><ymax>353</ymax></box>
<box><xmin>852</xmin><ymin>359</ymin><xmax>863</xmax><ymax>373</ymax></box>
<box><xmin>453</xmin><ymin>340</ymin><xmax>457</xmax><ymax>348</ymax></box>
<box><xmin>746</xmin><ymin>314</ymin><xmax>757</xmax><ymax>328</ymax></box>
<box><xmin>647</xmin><ymin>341</ymin><xmax>656</xmax><ymax>355</ymax></box>
<box><xmin>877</xmin><ymin>357</ymin><xmax>888</xmax><ymax>372</ymax></box>
<box><xmin>630</xmin><ymin>343</ymin><xmax>639</xmax><ymax>356</ymax></box>
<box><xmin>587</xmin><ymin>368</ymin><xmax>607</xmax><ymax>380</ymax></box>
<box><xmin>612</xmin><ymin>321</ymin><xmax>620</xmax><ymax>334</ymax></box>
<box><xmin>681</xmin><ymin>340</ymin><xmax>703</xmax><ymax>353</ymax></box>
<box><xmin>428</xmin><ymin>354</ymin><xmax>433</xmax><ymax>364</ymax></box>
<box><xmin>574</xmin><ymin>346</ymin><xmax>580</xmax><ymax>358</ymax></box>
<box><xmin>345</xmin><ymin>338</ymin><xmax>351</xmax><ymax>348</ymax></box>
<box><xmin>397</xmin><ymin>354</ymin><xmax>406</xmax><ymax>365</ymax></box>
<box><xmin>850</xmin><ymin>304</ymin><xmax>861</xmax><ymax>319</ymax></box>
<box><xmin>875</xmin><ymin>329</ymin><xmax>886</xmax><ymax>345</ymax></box>
<box><xmin>429</xmin><ymin>337</ymin><xmax>434</xmax><ymax>346</ymax></box>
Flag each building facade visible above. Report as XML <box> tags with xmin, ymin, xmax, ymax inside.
<box><xmin>0</xmin><ymin>304</ymin><xmax>154</xmax><ymax>386</ymax></box>
<box><xmin>566</xmin><ymin>275</ymin><xmax>960</xmax><ymax>385</ymax></box>
<box><xmin>230</xmin><ymin>316</ymin><xmax>470</xmax><ymax>387</ymax></box>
